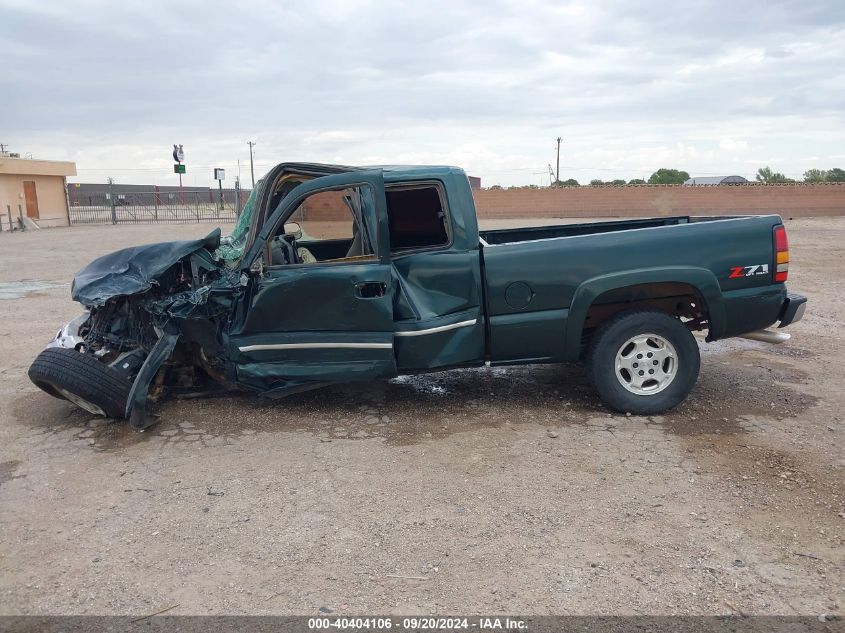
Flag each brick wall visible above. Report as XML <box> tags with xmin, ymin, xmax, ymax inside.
<box><xmin>288</xmin><ymin>182</ymin><xmax>845</xmax><ymax>222</ymax></box>
<box><xmin>293</xmin><ymin>188</ymin><xmax>348</xmax><ymax>221</ymax></box>
<box><xmin>472</xmin><ymin>183</ymin><xmax>845</xmax><ymax>219</ymax></box>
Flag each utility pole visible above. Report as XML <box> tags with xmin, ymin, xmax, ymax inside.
<box><xmin>555</xmin><ymin>137</ymin><xmax>562</xmax><ymax>184</ymax></box>
<box><xmin>235</xmin><ymin>177</ymin><xmax>241</xmax><ymax>218</ymax></box>
<box><xmin>107</xmin><ymin>177</ymin><xmax>117</xmax><ymax>225</ymax></box>
<box><xmin>247</xmin><ymin>141</ymin><xmax>256</xmax><ymax>188</ymax></box>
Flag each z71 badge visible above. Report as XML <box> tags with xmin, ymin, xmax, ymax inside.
<box><xmin>729</xmin><ymin>264</ymin><xmax>770</xmax><ymax>279</ymax></box>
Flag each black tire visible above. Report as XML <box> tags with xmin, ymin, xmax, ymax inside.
<box><xmin>587</xmin><ymin>310</ymin><xmax>700</xmax><ymax>415</ymax></box>
<box><xmin>28</xmin><ymin>348</ymin><xmax>131</xmax><ymax>418</ymax></box>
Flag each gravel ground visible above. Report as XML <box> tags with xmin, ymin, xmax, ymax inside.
<box><xmin>0</xmin><ymin>217</ymin><xmax>842</xmax><ymax>616</ymax></box>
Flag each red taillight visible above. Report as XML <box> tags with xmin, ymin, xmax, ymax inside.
<box><xmin>774</xmin><ymin>225</ymin><xmax>789</xmax><ymax>283</ymax></box>
<box><xmin>774</xmin><ymin>226</ymin><xmax>788</xmax><ymax>251</ymax></box>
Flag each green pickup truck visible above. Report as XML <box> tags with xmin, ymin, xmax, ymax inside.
<box><xmin>29</xmin><ymin>162</ymin><xmax>807</xmax><ymax>428</ymax></box>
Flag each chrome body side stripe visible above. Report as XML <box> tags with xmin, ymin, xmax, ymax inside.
<box><xmin>394</xmin><ymin>318</ymin><xmax>477</xmax><ymax>337</ymax></box>
<box><xmin>239</xmin><ymin>342</ymin><xmax>393</xmax><ymax>352</ymax></box>
<box><xmin>239</xmin><ymin>318</ymin><xmax>478</xmax><ymax>351</ymax></box>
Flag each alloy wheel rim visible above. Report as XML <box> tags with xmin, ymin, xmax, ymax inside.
<box><xmin>614</xmin><ymin>333</ymin><xmax>678</xmax><ymax>395</ymax></box>
<box><xmin>56</xmin><ymin>387</ymin><xmax>106</xmax><ymax>416</ymax></box>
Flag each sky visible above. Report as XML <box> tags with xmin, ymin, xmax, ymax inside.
<box><xmin>2</xmin><ymin>0</ymin><xmax>844</xmax><ymax>188</ymax></box>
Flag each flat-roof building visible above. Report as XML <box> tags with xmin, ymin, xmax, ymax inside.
<box><xmin>684</xmin><ymin>175</ymin><xmax>749</xmax><ymax>185</ymax></box>
<box><xmin>0</xmin><ymin>156</ymin><xmax>77</xmax><ymax>228</ymax></box>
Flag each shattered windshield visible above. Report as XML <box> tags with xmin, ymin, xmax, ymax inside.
<box><xmin>215</xmin><ymin>184</ymin><xmax>259</xmax><ymax>264</ymax></box>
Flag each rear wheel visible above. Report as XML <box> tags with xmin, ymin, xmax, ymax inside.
<box><xmin>587</xmin><ymin>310</ymin><xmax>700</xmax><ymax>414</ymax></box>
<box><xmin>28</xmin><ymin>348</ymin><xmax>131</xmax><ymax>418</ymax></box>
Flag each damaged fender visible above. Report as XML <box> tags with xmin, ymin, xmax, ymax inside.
<box><xmin>126</xmin><ymin>327</ymin><xmax>180</xmax><ymax>429</ymax></box>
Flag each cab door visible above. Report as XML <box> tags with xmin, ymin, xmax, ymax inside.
<box><xmin>385</xmin><ymin>180</ymin><xmax>486</xmax><ymax>371</ymax></box>
<box><xmin>228</xmin><ymin>170</ymin><xmax>397</xmax><ymax>389</ymax></box>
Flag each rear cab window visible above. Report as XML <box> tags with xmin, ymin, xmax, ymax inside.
<box><xmin>385</xmin><ymin>184</ymin><xmax>450</xmax><ymax>253</ymax></box>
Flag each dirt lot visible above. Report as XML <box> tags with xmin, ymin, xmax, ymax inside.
<box><xmin>0</xmin><ymin>217</ymin><xmax>842</xmax><ymax>616</ymax></box>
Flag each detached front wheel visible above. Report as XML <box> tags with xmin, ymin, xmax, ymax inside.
<box><xmin>28</xmin><ymin>348</ymin><xmax>131</xmax><ymax>418</ymax></box>
<box><xmin>587</xmin><ymin>310</ymin><xmax>700</xmax><ymax>415</ymax></box>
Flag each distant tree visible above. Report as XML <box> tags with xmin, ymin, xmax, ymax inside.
<box><xmin>590</xmin><ymin>179</ymin><xmax>605</xmax><ymax>186</ymax></box>
<box><xmin>488</xmin><ymin>184</ymin><xmax>503</xmax><ymax>190</ymax></box>
<box><xmin>803</xmin><ymin>168</ymin><xmax>828</xmax><ymax>183</ymax></box>
<box><xmin>827</xmin><ymin>167</ymin><xmax>845</xmax><ymax>182</ymax></box>
<box><xmin>609</xmin><ymin>179</ymin><xmax>626</xmax><ymax>186</ymax></box>
<box><xmin>628</xmin><ymin>178</ymin><xmax>647</xmax><ymax>185</ymax></box>
<box><xmin>562</xmin><ymin>178</ymin><xmax>580</xmax><ymax>186</ymax></box>
<box><xmin>647</xmin><ymin>168</ymin><xmax>690</xmax><ymax>185</ymax></box>
<box><xmin>756</xmin><ymin>166</ymin><xmax>793</xmax><ymax>183</ymax></box>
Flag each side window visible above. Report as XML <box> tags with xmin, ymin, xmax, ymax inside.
<box><xmin>386</xmin><ymin>185</ymin><xmax>450</xmax><ymax>252</ymax></box>
<box><xmin>269</xmin><ymin>185</ymin><xmax>376</xmax><ymax>266</ymax></box>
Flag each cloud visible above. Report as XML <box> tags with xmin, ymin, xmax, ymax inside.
<box><xmin>720</xmin><ymin>138</ymin><xmax>750</xmax><ymax>152</ymax></box>
<box><xmin>1</xmin><ymin>0</ymin><xmax>844</xmax><ymax>186</ymax></box>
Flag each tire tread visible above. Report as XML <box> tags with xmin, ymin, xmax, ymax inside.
<box><xmin>28</xmin><ymin>348</ymin><xmax>131</xmax><ymax>418</ymax></box>
<box><xmin>586</xmin><ymin>309</ymin><xmax>700</xmax><ymax>414</ymax></box>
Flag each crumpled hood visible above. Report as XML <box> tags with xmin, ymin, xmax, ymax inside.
<box><xmin>71</xmin><ymin>229</ymin><xmax>222</xmax><ymax>306</ymax></box>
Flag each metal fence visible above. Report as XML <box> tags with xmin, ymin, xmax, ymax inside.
<box><xmin>67</xmin><ymin>187</ymin><xmax>251</xmax><ymax>225</ymax></box>
<box><xmin>2</xmin><ymin>203</ymin><xmax>28</xmax><ymax>232</ymax></box>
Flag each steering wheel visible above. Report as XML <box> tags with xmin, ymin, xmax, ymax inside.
<box><xmin>281</xmin><ymin>233</ymin><xmax>300</xmax><ymax>264</ymax></box>
<box><xmin>270</xmin><ymin>222</ymin><xmax>305</xmax><ymax>265</ymax></box>
<box><xmin>271</xmin><ymin>234</ymin><xmax>299</xmax><ymax>265</ymax></box>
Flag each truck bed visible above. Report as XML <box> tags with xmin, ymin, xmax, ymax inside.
<box><xmin>479</xmin><ymin>216</ymin><xmax>741</xmax><ymax>245</ymax></box>
<box><xmin>479</xmin><ymin>213</ymin><xmax>787</xmax><ymax>363</ymax></box>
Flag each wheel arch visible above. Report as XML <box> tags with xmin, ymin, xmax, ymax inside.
<box><xmin>562</xmin><ymin>267</ymin><xmax>725</xmax><ymax>361</ymax></box>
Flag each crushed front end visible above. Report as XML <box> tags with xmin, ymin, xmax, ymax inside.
<box><xmin>29</xmin><ymin>228</ymin><xmax>243</xmax><ymax>428</ymax></box>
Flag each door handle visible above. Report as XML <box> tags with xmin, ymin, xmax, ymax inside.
<box><xmin>354</xmin><ymin>281</ymin><xmax>387</xmax><ymax>298</ymax></box>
